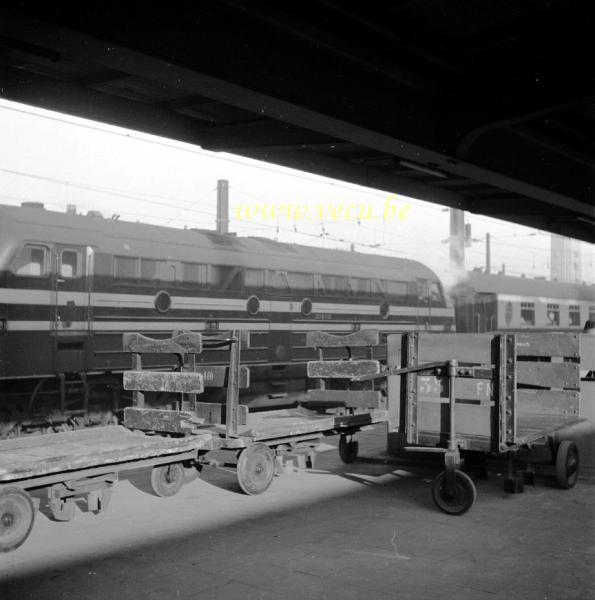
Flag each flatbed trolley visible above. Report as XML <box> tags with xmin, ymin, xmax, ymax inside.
<box><xmin>0</xmin><ymin>425</ymin><xmax>212</xmax><ymax>552</ymax></box>
<box><xmin>357</xmin><ymin>331</ymin><xmax>589</xmax><ymax>515</ymax></box>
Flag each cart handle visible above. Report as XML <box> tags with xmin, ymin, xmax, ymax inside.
<box><xmin>352</xmin><ymin>360</ymin><xmax>453</xmax><ymax>382</ymax></box>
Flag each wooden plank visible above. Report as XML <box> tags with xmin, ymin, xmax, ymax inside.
<box><xmin>516</xmin><ymin>362</ymin><xmax>580</xmax><ymax>389</ymax></box>
<box><xmin>122</xmin><ymin>332</ymin><xmax>202</xmax><ymax>354</ymax></box>
<box><xmin>517</xmin><ymin>390</ymin><xmax>579</xmax><ymax>417</ymax></box>
<box><xmin>193</xmin><ymin>365</ymin><xmax>250</xmax><ymax>388</ymax></box>
<box><xmin>194</xmin><ymin>402</ymin><xmax>248</xmax><ymax>426</ymax></box>
<box><xmin>243</xmin><ymin>408</ymin><xmax>335</xmax><ymax>440</ymax></box>
<box><xmin>516</xmin><ymin>414</ymin><xmax>582</xmax><ymax>438</ymax></box>
<box><xmin>307</xmin><ymin>360</ymin><xmax>379</xmax><ymax>378</ymax></box>
<box><xmin>417</xmin><ymin>376</ymin><xmax>493</xmax><ymax>402</ymax></box>
<box><xmin>515</xmin><ymin>333</ymin><xmax>580</xmax><ymax>358</ymax></box>
<box><xmin>123</xmin><ymin>371</ymin><xmax>204</xmax><ymax>394</ymax></box>
<box><xmin>417</xmin><ymin>333</ymin><xmax>494</xmax><ymax>363</ymax></box>
<box><xmin>306</xmin><ymin>329</ymin><xmax>379</xmax><ymax>348</ymax></box>
<box><xmin>417</xmin><ymin>402</ymin><xmax>492</xmax><ymax>437</ymax></box>
<box><xmin>123</xmin><ymin>407</ymin><xmax>201</xmax><ymax>433</ymax></box>
<box><xmin>304</xmin><ymin>389</ymin><xmax>383</xmax><ymax>408</ymax></box>
<box><xmin>0</xmin><ymin>426</ymin><xmax>211</xmax><ymax>482</ymax></box>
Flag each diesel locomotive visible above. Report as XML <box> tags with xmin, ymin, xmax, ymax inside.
<box><xmin>0</xmin><ymin>202</ymin><xmax>454</xmax><ymax>436</ymax></box>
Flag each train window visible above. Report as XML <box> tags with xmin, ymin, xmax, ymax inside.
<box><xmin>159</xmin><ymin>262</ymin><xmax>178</xmax><ymax>283</ymax></box>
<box><xmin>374</xmin><ymin>280</ymin><xmax>387</xmax><ymax>296</ymax></box>
<box><xmin>287</xmin><ymin>272</ymin><xmax>313</xmax><ymax>292</ymax></box>
<box><xmin>60</xmin><ymin>250</ymin><xmax>80</xmax><ymax>278</ymax></box>
<box><xmin>182</xmin><ymin>262</ymin><xmax>208</xmax><ymax>285</ymax></box>
<box><xmin>114</xmin><ymin>256</ymin><xmax>138</xmax><ymax>280</ymax></box>
<box><xmin>141</xmin><ymin>259</ymin><xmax>159</xmax><ymax>280</ymax></box>
<box><xmin>270</xmin><ymin>271</ymin><xmax>290</xmax><ymax>291</ymax></box>
<box><xmin>245</xmin><ymin>269</ymin><xmax>265</xmax><ymax>289</ymax></box>
<box><xmin>520</xmin><ymin>302</ymin><xmax>535</xmax><ymax>326</ymax></box>
<box><xmin>320</xmin><ymin>275</ymin><xmax>346</xmax><ymax>294</ymax></box>
<box><xmin>569</xmin><ymin>305</ymin><xmax>581</xmax><ymax>327</ymax></box>
<box><xmin>348</xmin><ymin>277</ymin><xmax>370</xmax><ymax>296</ymax></box>
<box><xmin>212</xmin><ymin>266</ymin><xmax>242</xmax><ymax>291</ymax></box>
<box><xmin>11</xmin><ymin>244</ymin><xmax>48</xmax><ymax>277</ymax></box>
<box><xmin>546</xmin><ymin>304</ymin><xmax>560</xmax><ymax>326</ymax></box>
<box><xmin>387</xmin><ymin>280</ymin><xmax>407</xmax><ymax>298</ymax></box>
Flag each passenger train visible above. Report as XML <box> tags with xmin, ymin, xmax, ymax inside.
<box><xmin>452</xmin><ymin>270</ymin><xmax>595</xmax><ymax>333</ymax></box>
<box><xmin>0</xmin><ymin>202</ymin><xmax>453</xmax><ymax>436</ymax></box>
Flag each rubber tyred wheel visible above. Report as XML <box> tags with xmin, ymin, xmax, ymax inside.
<box><xmin>236</xmin><ymin>443</ymin><xmax>275</xmax><ymax>495</ymax></box>
<box><xmin>150</xmin><ymin>463</ymin><xmax>185</xmax><ymax>497</ymax></box>
<box><xmin>555</xmin><ymin>440</ymin><xmax>579</xmax><ymax>489</ymax></box>
<box><xmin>431</xmin><ymin>470</ymin><xmax>476</xmax><ymax>515</ymax></box>
<box><xmin>0</xmin><ymin>486</ymin><xmax>35</xmax><ymax>553</ymax></box>
<box><xmin>339</xmin><ymin>435</ymin><xmax>358</xmax><ymax>464</ymax></box>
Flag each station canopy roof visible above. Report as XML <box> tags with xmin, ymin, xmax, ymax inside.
<box><xmin>0</xmin><ymin>2</ymin><xmax>593</xmax><ymax>242</ymax></box>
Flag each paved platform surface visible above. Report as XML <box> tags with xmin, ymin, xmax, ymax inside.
<box><xmin>1</xmin><ymin>424</ymin><xmax>594</xmax><ymax>600</ymax></box>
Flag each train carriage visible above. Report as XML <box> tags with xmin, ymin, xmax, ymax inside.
<box><xmin>453</xmin><ymin>270</ymin><xmax>595</xmax><ymax>333</ymax></box>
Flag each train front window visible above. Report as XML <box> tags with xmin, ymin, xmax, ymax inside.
<box><xmin>546</xmin><ymin>304</ymin><xmax>560</xmax><ymax>326</ymax></box>
<box><xmin>569</xmin><ymin>305</ymin><xmax>581</xmax><ymax>327</ymax></box>
<box><xmin>10</xmin><ymin>244</ymin><xmax>48</xmax><ymax>277</ymax></box>
<box><xmin>60</xmin><ymin>250</ymin><xmax>80</xmax><ymax>278</ymax></box>
<box><xmin>520</xmin><ymin>302</ymin><xmax>535</xmax><ymax>326</ymax></box>
<box><xmin>430</xmin><ymin>281</ymin><xmax>442</xmax><ymax>303</ymax></box>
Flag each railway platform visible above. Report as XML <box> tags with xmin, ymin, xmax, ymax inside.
<box><xmin>0</xmin><ymin>423</ymin><xmax>593</xmax><ymax>600</ymax></box>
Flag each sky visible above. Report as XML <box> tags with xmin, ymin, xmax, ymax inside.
<box><xmin>0</xmin><ymin>98</ymin><xmax>592</xmax><ymax>286</ymax></box>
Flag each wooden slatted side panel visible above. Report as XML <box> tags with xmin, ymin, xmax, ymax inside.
<box><xmin>415</xmin><ymin>373</ymin><xmax>494</xmax><ymax>451</ymax></box>
<box><xmin>409</xmin><ymin>332</ymin><xmax>496</xmax><ymax>451</ymax></box>
<box><xmin>514</xmin><ymin>332</ymin><xmax>582</xmax><ymax>444</ymax></box>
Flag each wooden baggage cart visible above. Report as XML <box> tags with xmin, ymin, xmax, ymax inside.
<box><xmin>123</xmin><ymin>329</ymin><xmax>389</xmax><ymax>496</ymax></box>
<box><xmin>359</xmin><ymin>331</ymin><xmax>586</xmax><ymax>515</ymax></box>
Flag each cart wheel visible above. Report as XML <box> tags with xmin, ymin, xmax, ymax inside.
<box><xmin>0</xmin><ymin>486</ymin><xmax>35</xmax><ymax>553</ymax></box>
<box><xmin>431</xmin><ymin>470</ymin><xmax>476</xmax><ymax>516</ymax></box>
<box><xmin>150</xmin><ymin>463</ymin><xmax>185</xmax><ymax>497</ymax></box>
<box><xmin>237</xmin><ymin>443</ymin><xmax>275</xmax><ymax>495</ymax></box>
<box><xmin>339</xmin><ymin>435</ymin><xmax>359</xmax><ymax>464</ymax></box>
<box><xmin>555</xmin><ymin>440</ymin><xmax>579</xmax><ymax>489</ymax></box>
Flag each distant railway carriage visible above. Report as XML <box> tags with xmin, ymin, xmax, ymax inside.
<box><xmin>452</xmin><ymin>270</ymin><xmax>595</xmax><ymax>333</ymax></box>
<box><xmin>0</xmin><ymin>202</ymin><xmax>454</xmax><ymax>435</ymax></box>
